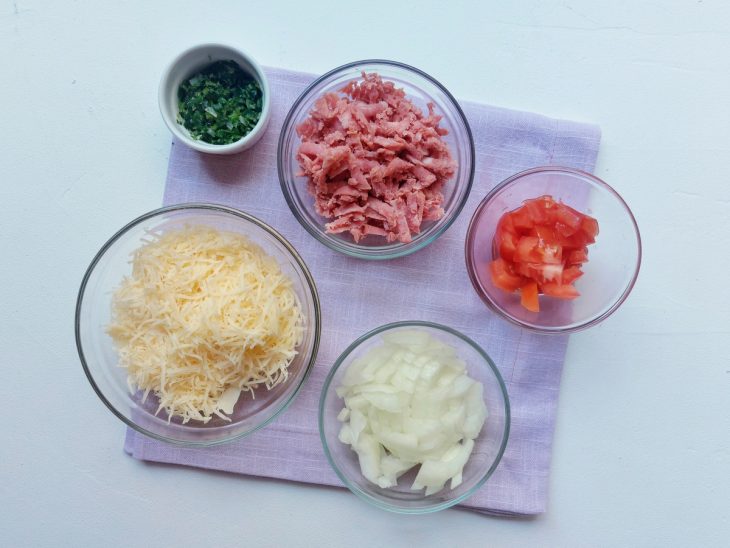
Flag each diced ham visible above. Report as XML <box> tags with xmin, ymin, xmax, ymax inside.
<box><xmin>366</xmin><ymin>197</ymin><xmax>397</xmax><ymax>227</ymax></box>
<box><xmin>362</xmin><ymin>225</ymin><xmax>388</xmax><ymax>237</ymax></box>
<box><xmin>321</xmin><ymin>146</ymin><xmax>351</xmax><ymax>177</ymax></box>
<box><xmin>334</xmin><ymin>202</ymin><xmax>366</xmax><ymax>217</ymax></box>
<box><xmin>411</xmin><ymin>165</ymin><xmax>437</xmax><ymax>186</ymax></box>
<box><xmin>392</xmin><ymin>198</ymin><xmax>412</xmax><ymax>243</ymax></box>
<box><xmin>384</xmin><ymin>157</ymin><xmax>413</xmax><ymax>178</ymax></box>
<box><xmin>405</xmin><ymin>190</ymin><xmax>426</xmax><ymax>234</ymax></box>
<box><xmin>296</xmin><ymin>118</ymin><xmax>320</xmax><ymax>140</ymax></box>
<box><xmin>295</xmin><ymin>72</ymin><xmax>457</xmax><ymax>244</ymax></box>
<box><xmin>333</xmin><ymin>184</ymin><xmax>364</xmax><ymax>199</ymax></box>
<box><xmin>373</xmin><ymin>136</ymin><xmax>406</xmax><ymax>152</ymax></box>
<box><xmin>298</xmin><ymin>142</ymin><xmax>325</xmax><ymax>158</ymax></box>
<box><xmin>324</xmin><ymin>131</ymin><xmax>345</xmax><ymax>145</ymax></box>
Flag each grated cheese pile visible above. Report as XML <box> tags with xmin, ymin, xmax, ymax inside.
<box><xmin>106</xmin><ymin>225</ymin><xmax>304</xmax><ymax>424</ymax></box>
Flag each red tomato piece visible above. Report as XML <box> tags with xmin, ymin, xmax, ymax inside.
<box><xmin>567</xmin><ymin>248</ymin><xmax>589</xmax><ymax>264</ymax></box>
<box><xmin>523</xmin><ymin>200</ymin><xmax>545</xmax><ymax>225</ymax></box>
<box><xmin>523</xmin><ymin>195</ymin><xmax>560</xmax><ymax>225</ymax></box>
<box><xmin>489</xmin><ymin>258</ymin><xmax>525</xmax><ymax>292</ymax></box>
<box><xmin>514</xmin><ymin>236</ymin><xmax>562</xmax><ymax>264</ymax></box>
<box><xmin>533</xmin><ymin>225</ymin><xmax>571</xmax><ymax>247</ymax></box>
<box><xmin>520</xmin><ymin>281</ymin><xmax>540</xmax><ymax>312</ymax></box>
<box><xmin>524</xmin><ymin>200</ymin><xmax>544</xmax><ymax>223</ymax></box>
<box><xmin>514</xmin><ymin>236</ymin><xmax>541</xmax><ymax>262</ymax></box>
<box><xmin>562</xmin><ymin>265</ymin><xmax>584</xmax><ymax>284</ymax></box>
<box><xmin>511</xmin><ymin>208</ymin><xmax>533</xmax><ymax>232</ymax></box>
<box><xmin>498</xmin><ymin>212</ymin><xmax>517</xmax><ymax>234</ymax></box>
<box><xmin>554</xmin><ymin>222</ymin><xmax>576</xmax><ymax>239</ymax></box>
<box><xmin>488</xmin><ymin>195</ymin><xmax>598</xmax><ymax>312</ymax></box>
<box><xmin>541</xmin><ymin>282</ymin><xmax>580</xmax><ymax>299</ymax></box>
<box><xmin>565</xmin><ymin>231</ymin><xmax>591</xmax><ymax>248</ymax></box>
<box><xmin>515</xmin><ymin>262</ymin><xmax>564</xmax><ymax>285</ymax></box>
<box><xmin>494</xmin><ymin>229</ymin><xmax>519</xmax><ymax>262</ymax></box>
<box><xmin>580</xmin><ymin>216</ymin><xmax>599</xmax><ymax>243</ymax></box>
<box><xmin>540</xmin><ymin>242</ymin><xmax>562</xmax><ymax>264</ymax></box>
<box><xmin>555</xmin><ymin>204</ymin><xmax>582</xmax><ymax>233</ymax></box>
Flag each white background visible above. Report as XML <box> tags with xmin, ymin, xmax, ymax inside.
<box><xmin>2</xmin><ymin>1</ymin><xmax>728</xmax><ymax>546</ymax></box>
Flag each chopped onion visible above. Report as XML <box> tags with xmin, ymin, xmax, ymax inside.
<box><xmin>336</xmin><ymin>330</ymin><xmax>488</xmax><ymax>495</ymax></box>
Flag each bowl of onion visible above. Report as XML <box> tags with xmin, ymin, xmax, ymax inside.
<box><xmin>319</xmin><ymin>321</ymin><xmax>510</xmax><ymax>513</ymax></box>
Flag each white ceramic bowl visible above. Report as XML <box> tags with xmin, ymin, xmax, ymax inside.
<box><xmin>159</xmin><ymin>43</ymin><xmax>271</xmax><ymax>155</ymax></box>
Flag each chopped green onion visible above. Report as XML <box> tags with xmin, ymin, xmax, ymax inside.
<box><xmin>176</xmin><ymin>60</ymin><xmax>263</xmax><ymax>145</ymax></box>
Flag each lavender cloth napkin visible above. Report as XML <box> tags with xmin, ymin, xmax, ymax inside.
<box><xmin>124</xmin><ymin>67</ymin><xmax>601</xmax><ymax>516</ymax></box>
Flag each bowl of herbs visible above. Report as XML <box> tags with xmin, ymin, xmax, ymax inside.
<box><xmin>159</xmin><ymin>43</ymin><xmax>271</xmax><ymax>154</ymax></box>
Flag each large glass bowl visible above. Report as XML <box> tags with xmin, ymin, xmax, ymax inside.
<box><xmin>319</xmin><ymin>321</ymin><xmax>510</xmax><ymax>514</ymax></box>
<box><xmin>75</xmin><ymin>203</ymin><xmax>321</xmax><ymax>446</ymax></box>
<box><xmin>465</xmin><ymin>167</ymin><xmax>642</xmax><ymax>333</ymax></box>
<box><xmin>278</xmin><ymin>60</ymin><xmax>475</xmax><ymax>260</ymax></box>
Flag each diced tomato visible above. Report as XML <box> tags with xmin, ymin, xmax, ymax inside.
<box><xmin>524</xmin><ymin>200</ymin><xmax>544</xmax><ymax>223</ymax></box>
<box><xmin>541</xmin><ymin>282</ymin><xmax>580</xmax><ymax>299</ymax></box>
<box><xmin>580</xmin><ymin>216</ymin><xmax>599</xmax><ymax>243</ymax></box>
<box><xmin>555</xmin><ymin>221</ymin><xmax>577</xmax><ymax>238</ymax></box>
<box><xmin>567</xmin><ymin>247</ymin><xmax>589</xmax><ymax>264</ymax></box>
<box><xmin>514</xmin><ymin>236</ymin><xmax>541</xmax><ymax>263</ymax></box>
<box><xmin>565</xmin><ymin>231</ymin><xmax>591</xmax><ymax>248</ymax></box>
<box><xmin>561</xmin><ymin>203</ymin><xmax>587</xmax><ymax>220</ymax></box>
<box><xmin>535</xmin><ymin>195</ymin><xmax>558</xmax><ymax>209</ymax></box>
<box><xmin>555</xmin><ymin>204</ymin><xmax>582</xmax><ymax>232</ymax></box>
<box><xmin>489</xmin><ymin>258</ymin><xmax>525</xmax><ymax>292</ymax></box>
<box><xmin>523</xmin><ymin>200</ymin><xmax>545</xmax><ymax>224</ymax></box>
<box><xmin>495</xmin><ymin>229</ymin><xmax>519</xmax><ymax>262</ymax></box>
<box><xmin>511</xmin><ymin>208</ymin><xmax>533</xmax><ymax>232</ymax></box>
<box><xmin>538</xmin><ymin>263</ymin><xmax>564</xmax><ymax>282</ymax></box>
<box><xmin>524</xmin><ymin>195</ymin><xmax>560</xmax><ymax>225</ymax></box>
<box><xmin>515</xmin><ymin>262</ymin><xmax>564</xmax><ymax>284</ymax></box>
<box><xmin>540</xmin><ymin>242</ymin><xmax>562</xmax><ymax>264</ymax></box>
<box><xmin>514</xmin><ymin>236</ymin><xmax>562</xmax><ymax>264</ymax></box>
<box><xmin>562</xmin><ymin>265</ymin><xmax>584</xmax><ymax>284</ymax></box>
<box><xmin>488</xmin><ymin>194</ymin><xmax>598</xmax><ymax>312</ymax></box>
<box><xmin>532</xmin><ymin>224</ymin><xmax>553</xmax><ymax>240</ymax></box>
<box><xmin>520</xmin><ymin>281</ymin><xmax>540</xmax><ymax>312</ymax></box>
<box><xmin>533</xmin><ymin>225</ymin><xmax>570</xmax><ymax>247</ymax></box>
<box><xmin>497</xmin><ymin>212</ymin><xmax>517</xmax><ymax>234</ymax></box>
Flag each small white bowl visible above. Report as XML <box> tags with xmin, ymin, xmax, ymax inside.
<box><xmin>159</xmin><ymin>43</ymin><xmax>271</xmax><ymax>155</ymax></box>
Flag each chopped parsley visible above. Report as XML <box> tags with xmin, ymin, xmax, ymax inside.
<box><xmin>176</xmin><ymin>60</ymin><xmax>263</xmax><ymax>145</ymax></box>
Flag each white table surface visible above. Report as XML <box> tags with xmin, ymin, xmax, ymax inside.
<box><xmin>2</xmin><ymin>1</ymin><xmax>729</xmax><ymax>546</ymax></box>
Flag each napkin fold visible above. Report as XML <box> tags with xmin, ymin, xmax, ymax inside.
<box><xmin>125</xmin><ymin>67</ymin><xmax>601</xmax><ymax>516</ymax></box>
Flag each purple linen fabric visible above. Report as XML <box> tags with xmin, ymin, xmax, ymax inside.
<box><xmin>124</xmin><ymin>67</ymin><xmax>601</xmax><ymax>516</ymax></box>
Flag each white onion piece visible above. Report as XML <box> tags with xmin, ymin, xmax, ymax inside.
<box><xmin>336</xmin><ymin>330</ymin><xmax>487</xmax><ymax>495</ymax></box>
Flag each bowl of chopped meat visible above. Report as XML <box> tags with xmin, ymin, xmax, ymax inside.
<box><xmin>278</xmin><ymin>60</ymin><xmax>475</xmax><ymax>260</ymax></box>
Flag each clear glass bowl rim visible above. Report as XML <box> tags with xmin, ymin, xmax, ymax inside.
<box><xmin>277</xmin><ymin>59</ymin><xmax>476</xmax><ymax>260</ymax></box>
<box><xmin>75</xmin><ymin>202</ymin><xmax>322</xmax><ymax>446</ymax></box>
<box><xmin>318</xmin><ymin>320</ymin><xmax>511</xmax><ymax>514</ymax></box>
<box><xmin>464</xmin><ymin>166</ymin><xmax>643</xmax><ymax>334</ymax></box>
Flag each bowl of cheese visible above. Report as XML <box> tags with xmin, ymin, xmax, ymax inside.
<box><xmin>76</xmin><ymin>203</ymin><xmax>321</xmax><ymax>445</ymax></box>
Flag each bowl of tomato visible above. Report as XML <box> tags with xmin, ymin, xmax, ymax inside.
<box><xmin>464</xmin><ymin>167</ymin><xmax>641</xmax><ymax>333</ymax></box>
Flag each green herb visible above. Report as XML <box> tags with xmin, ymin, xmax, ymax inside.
<box><xmin>176</xmin><ymin>60</ymin><xmax>263</xmax><ymax>145</ymax></box>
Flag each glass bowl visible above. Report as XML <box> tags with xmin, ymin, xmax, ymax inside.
<box><xmin>465</xmin><ymin>167</ymin><xmax>642</xmax><ymax>333</ymax></box>
<box><xmin>319</xmin><ymin>321</ymin><xmax>510</xmax><ymax>514</ymax></box>
<box><xmin>277</xmin><ymin>59</ymin><xmax>475</xmax><ymax>260</ymax></box>
<box><xmin>75</xmin><ymin>203</ymin><xmax>321</xmax><ymax>446</ymax></box>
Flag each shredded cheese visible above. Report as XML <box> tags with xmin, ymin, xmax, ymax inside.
<box><xmin>107</xmin><ymin>225</ymin><xmax>304</xmax><ymax>424</ymax></box>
